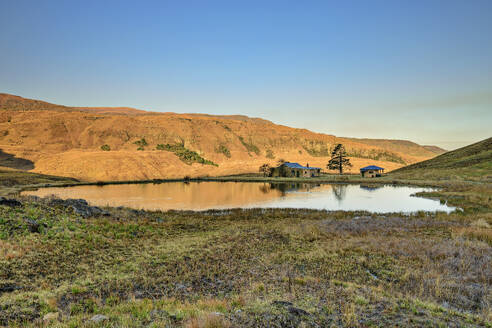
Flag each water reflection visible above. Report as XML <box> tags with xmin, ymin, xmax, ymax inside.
<box><xmin>22</xmin><ymin>181</ymin><xmax>455</xmax><ymax>213</ymax></box>
<box><xmin>332</xmin><ymin>184</ymin><xmax>347</xmax><ymax>202</ymax></box>
<box><xmin>359</xmin><ymin>184</ymin><xmax>384</xmax><ymax>192</ymax></box>
<box><xmin>268</xmin><ymin>182</ymin><xmax>320</xmax><ymax>196</ymax></box>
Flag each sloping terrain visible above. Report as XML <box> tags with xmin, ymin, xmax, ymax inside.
<box><xmin>391</xmin><ymin>137</ymin><xmax>492</xmax><ymax>181</ymax></box>
<box><xmin>0</xmin><ymin>93</ymin><xmax>445</xmax><ymax>181</ymax></box>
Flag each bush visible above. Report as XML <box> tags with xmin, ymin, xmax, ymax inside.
<box><xmin>266</xmin><ymin>149</ymin><xmax>275</xmax><ymax>159</ymax></box>
<box><xmin>216</xmin><ymin>144</ymin><xmax>231</xmax><ymax>158</ymax></box>
<box><xmin>100</xmin><ymin>144</ymin><xmax>111</xmax><ymax>151</ymax></box>
<box><xmin>134</xmin><ymin>138</ymin><xmax>148</xmax><ymax>150</ymax></box>
<box><xmin>157</xmin><ymin>143</ymin><xmax>218</xmax><ymax>166</ymax></box>
<box><xmin>238</xmin><ymin>136</ymin><xmax>259</xmax><ymax>155</ymax></box>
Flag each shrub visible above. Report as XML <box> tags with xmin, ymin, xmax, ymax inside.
<box><xmin>100</xmin><ymin>144</ymin><xmax>111</xmax><ymax>151</ymax></box>
<box><xmin>134</xmin><ymin>138</ymin><xmax>148</xmax><ymax>150</ymax></box>
<box><xmin>215</xmin><ymin>144</ymin><xmax>231</xmax><ymax>158</ymax></box>
<box><xmin>157</xmin><ymin>143</ymin><xmax>218</xmax><ymax>166</ymax></box>
<box><xmin>238</xmin><ymin>136</ymin><xmax>259</xmax><ymax>155</ymax></box>
<box><xmin>266</xmin><ymin>149</ymin><xmax>275</xmax><ymax>159</ymax></box>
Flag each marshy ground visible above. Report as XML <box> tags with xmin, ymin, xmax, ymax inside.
<box><xmin>0</xmin><ymin>182</ymin><xmax>491</xmax><ymax>327</ymax></box>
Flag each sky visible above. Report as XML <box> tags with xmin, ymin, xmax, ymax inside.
<box><xmin>1</xmin><ymin>0</ymin><xmax>491</xmax><ymax>150</ymax></box>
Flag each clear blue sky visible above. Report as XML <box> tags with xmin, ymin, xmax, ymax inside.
<box><xmin>1</xmin><ymin>0</ymin><xmax>491</xmax><ymax>149</ymax></box>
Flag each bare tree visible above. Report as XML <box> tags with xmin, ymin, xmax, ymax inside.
<box><xmin>327</xmin><ymin>144</ymin><xmax>352</xmax><ymax>174</ymax></box>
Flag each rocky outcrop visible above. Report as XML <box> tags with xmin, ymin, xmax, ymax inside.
<box><xmin>48</xmin><ymin>198</ymin><xmax>110</xmax><ymax>218</ymax></box>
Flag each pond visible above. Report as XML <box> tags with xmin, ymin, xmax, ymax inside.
<box><xmin>22</xmin><ymin>181</ymin><xmax>455</xmax><ymax>213</ymax></box>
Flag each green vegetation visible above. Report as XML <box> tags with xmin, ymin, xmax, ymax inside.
<box><xmin>133</xmin><ymin>138</ymin><xmax>148</xmax><ymax>151</ymax></box>
<box><xmin>0</xmin><ymin>138</ymin><xmax>490</xmax><ymax>327</ymax></box>
<box><xmin>0</xmin><ymin>192</ymin><xmax>490</xmax><ymax>327</ymax></box>
<box><xmin>215</xmin><ymin>144</ymin><xmax>231</xmax><ymax>158</ymax></box>
<box><xmin>327</xmin><ymin>144</ymin><xmax>352</xmax><ymax>174</ymax></box>
<box><xmin>266</xmin><ymin>149</ymin><xmax>275</xmax><ymax>159</ymax></box>
<box><xmin>157</xmin><ymin>143</ymin><xmax>218</xmax><ymax>166</ymax></box>
<box><xmin>238</xmin><ymin>136</ymin><xmax>260</xmax><ymax>155</ymax></box>
<box><xmin>392</xmin><ymin>137</ymin><xmax>492</xmax><ymax>182</ymax></box>
<box><xmin>100</xmin><ymin>144</ymin><xmax>111</xmax><ymax>151</ymax></box>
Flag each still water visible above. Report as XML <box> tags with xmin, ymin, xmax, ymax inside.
<box><xmin>22</xmin><ymin>181</ymin><xmax>455</xmax><ymax>213</ymax></box>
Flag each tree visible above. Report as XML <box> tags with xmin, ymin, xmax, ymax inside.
<box><xmin>327</xmin><ymin>144</ymin><xmax>352</xmax><ymax>174</ymax></box>
<box><xmin>259</xmin><ymin>163</ymin><xmax>272</xmax><ymax>177</ymax></box>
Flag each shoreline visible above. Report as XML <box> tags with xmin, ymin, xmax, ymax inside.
<box><xmin>11</xmin><ymin>172</ymin><xmax>479</xmax><ymax>196</ymax></box>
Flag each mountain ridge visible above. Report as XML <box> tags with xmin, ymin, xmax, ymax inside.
<box><xmin>0</xmin><ymin>93</ymin><xmax>446</xmax><ymax>181</ymax></box>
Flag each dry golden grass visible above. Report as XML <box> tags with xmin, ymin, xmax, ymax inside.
<box><xmin>0</xmin><ymin>93</ymin><xmax>441</xmax><ymax>181</ymax></box>
<box><xmin>185</xmin><ymin>313</ymin><xmax>231</xmax><ymax>328</ymax></box>
<box><xmin>0</xmin><ymin>240</ymin><xmax>27</xmax><ymax>260</ymax></box>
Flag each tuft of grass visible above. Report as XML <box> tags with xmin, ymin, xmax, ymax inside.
<box><xmin>185</xmin><ymin>313</ymin><xmax>230</xmax><ymax>328</ymax></box>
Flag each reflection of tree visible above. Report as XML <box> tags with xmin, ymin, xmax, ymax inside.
<box><xmin>332</xmin><ymin>184</ymin><xmax>347</xmax><ymax>202</ymax></box>
<box><xmin>259</xmin><ymin>184</ymin><xmax>270</xmax><ymax>194</ymax></box>
<box><xmin>269</xmin><ymin>183</ymin><xmax>289</xmax><ymax>196</ymax></box>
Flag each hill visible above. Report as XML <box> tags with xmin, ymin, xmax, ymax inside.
<box><xmin>0</xmin><ymin>93</ymin><xmax>445</xmax><ymax>181</ymax></box>
<box><xmin>391</xmin><ymin>137</ymin><xmax>492</xmax><ymax>182</ymax></box>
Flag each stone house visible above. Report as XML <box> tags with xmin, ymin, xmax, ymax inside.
<box><xmin>360</xmin><ymin>165</ymin><xmax>384</xmax><ymax>178</ymax></box>
<box><xmin>271</xmin><ymin>162</ymin><xmax>321</xmax><ymax>178</ymax></box>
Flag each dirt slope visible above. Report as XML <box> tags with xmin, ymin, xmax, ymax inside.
<box><xmin>0</xmin><ymin>93</ymin><xmax>444</xmax><ymax>181</ymax></box>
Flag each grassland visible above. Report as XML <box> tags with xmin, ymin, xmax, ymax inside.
<box><xmin>0</xmin><ymin>139</ymin><xmax>491</xmax><ymax>327</ymax></box>
<box><xmin>0</xmin><ymin>195</ymin><xmax>491</xmax><ymax>327</ymax></box>
<box><xmin>391</xmin><ymin>137</ymin><xmax>492</xmax><ymax>182</ymax></box>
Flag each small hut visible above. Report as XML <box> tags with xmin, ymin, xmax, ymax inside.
<box><xmin>360</xmin><ymin>165</ymin><xmax>384</xmax><ymax>178</ymax></box>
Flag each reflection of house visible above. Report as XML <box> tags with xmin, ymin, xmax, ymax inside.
<box><xmin>359</xmin><ymin>184</ymin><xmax>383</xmax><ymax>191</ymax></box>
<box><xmin>269</xmin><ymin>182</ymin><xmax>321</xmax><ymax>193</ymax></box>
<box><xmin>360</xmin><ymin>165</ymin><xmax>384</xmax><ymax>178</ymax></box>
<box><xmin>271</xmin><ymin>162</ymin><xmax>321</xmax><ymax>178</ymax></box>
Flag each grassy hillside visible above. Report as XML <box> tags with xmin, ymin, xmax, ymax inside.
<box><xmin>0</xmin><ymin>168</ymin><xmax>77</xmax><ymax>196</ymax></box>
<box><xmin>0</xmin><ymin>93</ymin><xmax>443</xmax><ymax>181</ymax></box>
<box><xmin>391</xmin><ymin>137</ymin><xmax>492</xmax><ymax>182</ymax></box>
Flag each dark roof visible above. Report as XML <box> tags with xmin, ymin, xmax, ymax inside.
<box><xmin>282</xmin><ymin>162</ymin><xmax>321</xmax><ymax>170</ymax></box>
<box><xmin>360</xmin><ymin>165</ymin><xmax>384</xmax><ymax>172</ymax></box>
